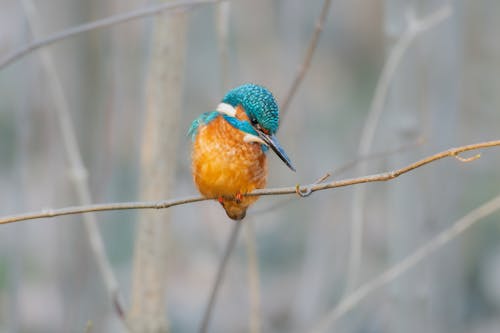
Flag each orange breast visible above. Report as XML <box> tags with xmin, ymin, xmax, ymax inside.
<box><xmin>192</xmin><ymin>111</ymin><xmax>267</xmax><ymax>219</ymax></box>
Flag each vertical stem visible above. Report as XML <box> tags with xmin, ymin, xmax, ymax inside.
<box><xmin>20</xmin><ymin>0</ymin><xmax>124</xmax><ymax>320</ymax></box>
<box><xmin>127</xmin><ymin>4</ymin><xmax>188</xmax><ymax>332</ymax></box>
<box><xmin>382</xmin><ymin>2</ymin><xmax>458</xmax><ymax>333</ymax></box>
<box><xmin>346</xmin><ymin>3</ymin><xmax>451</xmax><ymax>294</ymax></box>
<box><xmin>280</xmin><ymin>0</ymin><xmax>332</xmax><ymax>115</ymax></box>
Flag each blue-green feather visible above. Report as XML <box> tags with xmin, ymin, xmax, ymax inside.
<box><xmin>222</xmin><ymin>115</ymin><xmax>258</xmax><ymax>136</ymax></box>
<box><xmin>222</xmin><ymin>83</ymin><xmax>279</xmax><ymax>134</ymax></box>
<box><xmin>189</xmin><ymin>83</ymin><xmax>278</xmax><ymax>152</ymax></box>
<box><xmin>188</xmin><ymin>112</ymin><xmax>268</xmax><ymax>152</ymax></box>
<box><xmin>188</xmin><ymin>111</ymin><xmax>219</xmax><ymax>140</ymax></box>
<box><xmin>222</xmin><ymin>115</ymin><xmax>269</xmax><ymax>152</ymax></box>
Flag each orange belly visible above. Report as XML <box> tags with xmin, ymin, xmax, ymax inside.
<box><xmin>192</xmin><ymin>115</ymin><xmax>267</xmax><ymax>220</ymax></box>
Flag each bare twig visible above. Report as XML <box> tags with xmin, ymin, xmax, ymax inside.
<box><xmin>295</xmin><ymin>172</ymin><xmax>332</xmax><ymax>197</ymax></box>
<box><xmin>346</xmin><ymin>4</ymin><xmax>452</xmax><ymax>293</ymax></box>
<box><xmin>0</xmin><ymin>140</ymin><xmax>498</xmax><ymax>225</ymax></box>
<box><xmin>200</xmin><ymin>220</ymin><xmax>243</xmax><ymax>333</ymax></box>
<box><xmin>250</xmin><ymin>140</ymin><xmax>424</xmax><ymax>216</ymax></box>
<box><xmin>280</xmin><ymin>0</ymin><xmax>332</xmax><ymax>114</ymax></box>
<box><xmin>20</xmin><ymin>0</ymin><xmax>125</xmax><ymax>319</ymax></box>
<box><xmin>309</xmin><ymin>194</ymin><xmax>500</xmax><ymax>333</ymax></box>
<box><xmin>0</xmin><ymin>197</ymin><xmax>206</xmax><ymax>225</ymax></box>
<box><xmin>0</xmin><ymin>0</ymin><xmax>220</xmax><ymax>71</ymax></box>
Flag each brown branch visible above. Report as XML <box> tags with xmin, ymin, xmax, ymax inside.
<box><xmin>250</xmin><ymin>140</ymin><xmax>424</xmax><ymax>216</ymax></box>
<box><xmin>0</xmin><ymin>197</ymin><xmax>207</xmax><ymax>225</ymax></box>
<box><xmin>0</xmin><ymin>140</ymin><xmax>498</xmax><ymax>225</ymax></box>
<box><xmin>252</xmin><ymin>139</ymin><xmax>500</xmax><ymax>196</ymax></box>
<box><xmin>280</xmin><ymin>0</ymin><xmax>332</xmax><ymax>114</ymax></box>
<box><xmin>0</xmin><ymin>0</ymin><xmax>220</xmax><ymax>71</ymax></box>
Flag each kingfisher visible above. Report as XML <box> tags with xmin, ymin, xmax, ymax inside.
<box><xmin>189</xmin><ymin>83</ymin><xmax>295</xmax><ymax>220</ymax></box>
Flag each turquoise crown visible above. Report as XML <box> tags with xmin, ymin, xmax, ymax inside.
<box><xmin>222</xmin><ymin>83</ymin><xmax>280</xmax><ymax>134</ymax></box>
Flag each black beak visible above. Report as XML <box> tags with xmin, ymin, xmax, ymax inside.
<box><xmin>256</xmin><ymin>130</ymin><xmax>296</xmax><ymax>172</ymax></box>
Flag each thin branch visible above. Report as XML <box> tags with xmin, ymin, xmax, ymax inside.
<box><xmin>280</xmin><ymin>0</ymin><xmax>332</xmax><ymax>114</ymax></box>
<box><xmin>252</xmin><ymin>139</ymin><xmax>500</xmax><ymax>197</ymax></box>
<box><xmin>0</xmin><ymin>140</ymin><xmax>498</xmax><ymax>225</ymax></box>
<box><xmin>346</xmin><ymin>4</ymin><xmax>452</xmax><ymax>293</ymax></box>
<box><xmin>0</xmin><ymin>197</ymin><xmax>207</xmax><ymax>225</ymax></box>
<box><xmin>200</xmin><ymin>220</ymin><xmax>243</xmax><ymax>333</ymax></box>
<box><xmin>20</xmin><ymin>0</ymin><xmax>125</xmax><ymax>320</ymax></box>
<box><xmin>250</xmin><ymin>139</ymin><xmax>424</xmax><ymax>216</ymax></box>
<box><xmin>0</xmin><ymin>0</ymin><xmax>220</xmax><ymax>71</ymax></box>
<box><xmin>309</xmin><ymin>193</ymin><xmax>500</xmax><ymax>333</ymax></box>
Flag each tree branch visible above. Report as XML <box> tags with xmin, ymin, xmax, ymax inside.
<box><xmin>0</xmin><ymin>0</ymin><xmax>220</xmax><ymax>71</ymax></box>
<box><xmin>280</xmin><ymin>0</ymin><xmax>332</xmax><ymax>114</ymax></box>
<box><xmin>0</xmin><ymin>140</ymin><xmax>498</xmax><ymax>225</ymax></box>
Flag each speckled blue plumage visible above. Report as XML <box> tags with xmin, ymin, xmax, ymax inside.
<box><xmin>221</xmin><ymin>115</ymin><xmax>258</xmax><ymax>136</ymax></box>
<box><xmin>188</xmin><ymin>111</ymin><xmax>219</xmax><ymax>140</ymax></box>
<box><xmin>189</xmin><ymin>112</ymin><xmax>269</xmax><ymax>152</ymax></box>
<box><xmin>189</xmin><ymin>84</ymin><xmax>292</xmax><ymax>219</ymax></box>
<box><xmin>222</xmin><ymin>83</ymin><xmax>280</xmax><ymax>134</ymax></box>
<box><xmin>188</xmin><ymin>83</ymin><xmax>280</xmax><ymax>140</ymax></box>
<box><xmin>188</xmin><ymin>111</ymin><xmax>258</xmax><ymax>139</ymax></box>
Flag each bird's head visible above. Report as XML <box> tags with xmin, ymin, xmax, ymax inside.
<box><xmin>219</xmin><ymin>83</ymin><xmax>295</xmax><ymax>171</ymax></box>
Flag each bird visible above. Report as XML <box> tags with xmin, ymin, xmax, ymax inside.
<box><xmin>189</xmin><ymin>83</ymin><xmax>295</xmax><ymax>220</ymax></box>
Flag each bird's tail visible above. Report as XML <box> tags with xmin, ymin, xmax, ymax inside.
<box><xmin>220</xmin><ymin>200</ymin><xmax>248</xmax><ymax>220</ymax></box>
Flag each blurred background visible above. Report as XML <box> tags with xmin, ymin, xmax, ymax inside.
<box><xmin>0</xmin><ymin>0</ymin><xmax>499</xmax><ymax>332</ymax></box>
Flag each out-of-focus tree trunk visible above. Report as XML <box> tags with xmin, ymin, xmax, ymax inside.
<box><xmin>127</xmin><ymin>3</ymin><xmax>188</xmax><ymax>332</ymax></box>
<box><xmin>384</xmin><ymin>1</ymin><xmax>463</xmax><ymax>332</ymax></box>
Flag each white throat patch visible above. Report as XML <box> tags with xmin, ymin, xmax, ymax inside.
<box><xmin>216</xmin><ymin>103</ymin><xmax>237</xmax><ymax>117</ymax></box>
<box><xmin>243</xmin><ymin>133</ymin><xmax>267</xmax><ymax>146</ymax></box>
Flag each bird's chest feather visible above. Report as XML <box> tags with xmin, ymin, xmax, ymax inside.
<box><xmin>192</xmin><ymin>116</ymin><xmax>267</xmax><ymax>196</ymax></box>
